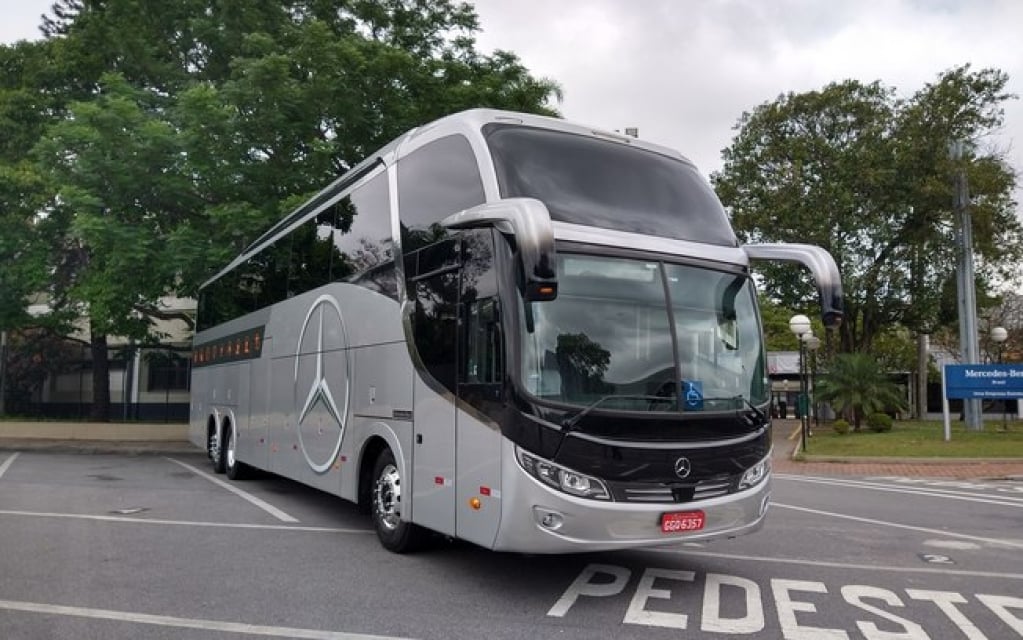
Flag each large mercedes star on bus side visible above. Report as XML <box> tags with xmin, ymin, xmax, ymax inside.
<box><xmin>190</xmin><ymin>109</ymin><xmax>843</xmax><ymax>553</ymax></box>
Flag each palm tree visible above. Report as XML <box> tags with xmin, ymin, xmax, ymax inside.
<box><xmin>815</xmin><ymin>353</ymin><xmax>907</xmax><ymax>431</ymax></box>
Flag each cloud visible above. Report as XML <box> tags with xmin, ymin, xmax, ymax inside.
<box><xmin>472</xmin><ymin>0</ymin><xmax>1022</xmax><ymax>182</ymax></box>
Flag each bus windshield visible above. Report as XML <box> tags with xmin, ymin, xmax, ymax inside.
<box><xmin>485</xmin><ymin>124</ymin><xmax>736</xmax><ymax>246</ymax></box>
<box><xmin>520</xmin><ymin>254</ymin><xmax>767</xmax><ymax>413</ymax></box>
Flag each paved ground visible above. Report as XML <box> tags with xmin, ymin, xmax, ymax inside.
<box><xmin>771</xmin><ymin>418</ymin><xmax>1023</xmax><ymax>479</ymax></box>
<box><xmin>2</xmin><ymin>420</ymin><xmax>1022</xmax><ymax>480</ymax></box>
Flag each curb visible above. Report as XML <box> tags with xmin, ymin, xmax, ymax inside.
<box><xmin>784</xmin><ymin>424</ymin><xmax>1023</xmax><ymax>467</ymax></box>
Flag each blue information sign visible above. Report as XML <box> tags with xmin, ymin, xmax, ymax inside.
<box><xmin>944</xmin><ymin>364</ymin><xmax>1023</xmax><ymax>400</ymax></box>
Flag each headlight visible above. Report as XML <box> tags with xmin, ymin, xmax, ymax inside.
<box><xmin>516</xmin><ymin>447</ymin><xmax>611</xmax><ymax>500</ymax></box>
<box><xmin>738</xmin><ymin>455</ymin><xmax>771</xmax><ymax>491</ymax></box>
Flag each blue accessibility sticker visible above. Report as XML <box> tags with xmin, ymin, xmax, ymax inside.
<box><xmin>681</xmin><ymin>380</ymin><xmax>703</xmax><ymax>411</ymax></box>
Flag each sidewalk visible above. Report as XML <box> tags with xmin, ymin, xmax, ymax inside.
<box><xmin>771</xmin><ymin>419</ymin><xmax>1023</xmax><ymax>480</ymax></box>
<box><xmin>0</xmin><ymin>420</ymin><xmax>199</xmax><ymax>456</ymax></box>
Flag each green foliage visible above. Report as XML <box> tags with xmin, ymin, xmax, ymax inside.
<box><xmin>869</xmin><ymin>326</ymin><xmax>919</xmax><ymax>376</ymax></box>
<box><xmin>713</xmin><ymin>66</ymin><xmax>1021</xmax><ymax>354</ymax></box>
<box><xmin>815</xmin><ymin>353</ymin><xmax>908</xmax><ymax>431</ymax></box>
<box><xmin>0</xmin><ymin>40</ymin><xmax>63</xmax><ymax>332</ymax></box>
<box><xmin>5</xmin><ymin>0</ymin><xmax>562</xmax><ymax>419</ymax></box>
<box><xmin>757</xmin><ymin>295</ymin><xmax>830</xmax><ymax>351</ymax></box>
<box><xmin>831</xmin><ymin>419</ymin><xmax>850</xmax><ymax>435</ymax></box>
<box><xmin>866</xmin><ymin>412</ymin><xmax>894</xmax><ymax>433</ymax></box>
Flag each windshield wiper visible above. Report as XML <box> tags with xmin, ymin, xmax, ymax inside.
<box><xmin>561</xmin><ymin>394</ymin><xmax>673</xmax><ymax>431</ymax></box>
<box><xmin>734</xmin><ymin>395</ymin><xmax>767</xmax><ymax>425</ymax></box>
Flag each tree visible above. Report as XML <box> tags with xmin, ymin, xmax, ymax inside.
<box><xmin>815</xmin><ymin>353</ymin><xmax>908</xmax><ymax>431</ymax></box>
<box><xmin>34</xmin><ymin>73</ymin><xmax>200</xmax><ymax>420</ymax></box>
<box><xmin>713</xmin><ymin>66</ymin><xmax>1021</xmax><ymax>356</ymax></box>
<box><xmin>19</xmin><ymin>0</ymin><xmax>561</xmax><ymax>420</ymax></box>
<box><xmin>0</xmin><ymin>41</ymin><xmax>61</xmax><ymax>334</ymax></box>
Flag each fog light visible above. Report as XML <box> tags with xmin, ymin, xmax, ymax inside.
<box><xmin>536</xmin><ymin>509</ymin><xmax>564</xmax><ymax>531</ymax></box>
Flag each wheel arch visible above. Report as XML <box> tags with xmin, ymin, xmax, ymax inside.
<box><xmin>356</xmin><ymin>423</ymin><xmax>408</xmax><ymax>515</ymax></box>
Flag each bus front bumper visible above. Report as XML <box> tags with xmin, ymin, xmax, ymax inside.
<box><xmin>493</xmin><ymin>445</ymin><xmax>771</xmax><ymax>554</ymax></box>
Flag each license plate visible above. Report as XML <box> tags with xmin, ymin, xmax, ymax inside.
<box><xmin>661</xmin><ymin>510</ymin><xmax>705</xmax><ymax>533</ymax></box>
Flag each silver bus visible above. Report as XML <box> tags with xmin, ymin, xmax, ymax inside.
<box><xmin>189</xmin><ymin>109</ymin><xmax>843</xmax><ymax>554</ymax></box>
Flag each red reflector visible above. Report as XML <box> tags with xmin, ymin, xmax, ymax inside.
<box><xmin>479</xmin><ymin>486</ymin><xmax>491</xmax><ymax>496</ymax></box>
<box><xmin>435</xmin><ymin>476</ymin><xmax>444</xmax><ymax>485</ymax></box>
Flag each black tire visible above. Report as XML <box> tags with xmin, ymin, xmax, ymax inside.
<box><xmin>211</xmin><ymin>425</ymin><xmax>227</xmax><ymax>474</ymax></box>
<box><xmin>225</xmin><ymin>426</ymin><xmax>250</xmax><ymax>480</ymax></box>
<box><xmin>371</xmin><ymin>448</ymin><xmax>428</xmax><ymax>553</ymax></box>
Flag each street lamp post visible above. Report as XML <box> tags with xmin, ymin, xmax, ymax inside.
<box><xmin>803</xmin><ymin>333</ymin><xmax>821</xmax><ymax>431</ymax></box>
<box><xmin>992</xmin><ymin>326</ymin><xmax>1008</xmax><ymax>431</ymax></box>
<box><xmin>789</xmin><ymin>314</ymin><xmax>812</xmax><ymax>453</ymax></box>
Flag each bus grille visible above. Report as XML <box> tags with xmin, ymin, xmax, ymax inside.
<box><xmin>614</xmin><ymin>474</ymin><xmax>736</xmax><ymax>504</ymax></box>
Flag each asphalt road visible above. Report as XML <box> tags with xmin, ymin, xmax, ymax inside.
<box><xmin>0</xmin><ymin>449</ymin><xmax>1021</xmax><ymax>639</ymax></box>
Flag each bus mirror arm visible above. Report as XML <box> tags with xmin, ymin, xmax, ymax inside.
<box><xmin>441</xmin><ymin>198</ymin><xmax>558</xmax><ymax>301</ymax></box>
<box><xmin>743</xmin><ymin>243</ymin><xmax>844</xmax><ymax>329</ymax></box>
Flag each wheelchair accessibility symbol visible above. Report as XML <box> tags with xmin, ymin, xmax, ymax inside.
<box><xmin>681</xmin><ymin>380</ymin><xmax>703</xmax><ymax>411</ymax></box>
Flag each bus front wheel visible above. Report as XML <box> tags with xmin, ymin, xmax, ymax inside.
<box><xmin>371</xmin><ymin>448</ymin><xmax>427</xmax><ymax>553</ymax></box>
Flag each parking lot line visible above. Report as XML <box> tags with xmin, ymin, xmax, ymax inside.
<box><xmin>166</xmin><ymin>457</ymin><xmax>299</xmax><ymax>523</ymax></box>
<box><xmin>0</xmin><ymin>452</ymin><xmax>19</xmax><ymax>480</ymax></box>
<box><xmin>0</xmin><ymin>509</ymin><xmax>373</xmax><ymax>534</ymax></box>
<box><xmin>0</xmin><ymin>598</ymin><xmax>411</xmax><ymax>639</ymax></box>
<box><xmin>774</xmin><ymin>501</ymin><xmax>1023</xmax><ymax>549</ymax></box>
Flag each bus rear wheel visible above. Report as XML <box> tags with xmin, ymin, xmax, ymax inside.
<box><xmin>211</xmin><ymin>425</ymin><xmax>227</xmax><ymax>474</ymax></box>
<box><xmin>371</xmin><ymin>448</ymin><xmax>427</xmax><ymax>553</ymax></box>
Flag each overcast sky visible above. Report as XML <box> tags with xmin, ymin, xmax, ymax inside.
<box><xmin>3</xmin><ymin>0</ymin><xmax>1021</xmax><ymax>186</ymax></box>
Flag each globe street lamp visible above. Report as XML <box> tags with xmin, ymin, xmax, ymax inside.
<box><xmin>992</xmin><ymin>326</ymin><xmax>1008</xmax><ymax>430</ymax></box>
<box><xmin>789</xmin><ymin>314</ymin><xmax>812</xmax><ymax>452</ymax></box>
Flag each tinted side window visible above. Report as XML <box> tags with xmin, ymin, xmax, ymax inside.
<box><xmin>398</xmin><ymin>135</ymin><xmax>485</xmax><ymax>253</ymax></box>
<box><xmin>287</xmin><ymin>211</ymin><xmax>333</xmax><ymax>298</ymax></box>
<box><xmin>196</xmin><ymin>235</ymin><xmax>290</xmax><ymax>331</ymax></box>
<box><xmin>332</xmin><ymin>171</ymin><xmax>394</xmax><ymax>285</ymax></box>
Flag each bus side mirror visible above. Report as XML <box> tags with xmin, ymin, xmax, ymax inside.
<box><xmin>441</xmin><ymin>198</ymin><xmax>558</xmax><ymax>301</ymax></box>
<box><xmin>743</xmin><ymin>243</ymin><xmax>844</xmax><ymax>329</ymax></box>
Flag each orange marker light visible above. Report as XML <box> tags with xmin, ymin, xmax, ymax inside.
<box><xmin>469</xmin><ymin>497</ymin><xmax>482</xmax><ymax>510</ymax></box>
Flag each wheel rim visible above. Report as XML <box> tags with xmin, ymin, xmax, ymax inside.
<box><xmin>373</xmin><ymin>463</ymin><xmax>401</xmax><ymax>531</ymax></box>
<box><xmin>226</xmin><ymin>430</ymin><xmax>235</xmax><ymax>468</ymax></box>
<box><xmin>208</xmin><ymin>430</ymin><xmax>219</xmax><ymax>460</ymax></box>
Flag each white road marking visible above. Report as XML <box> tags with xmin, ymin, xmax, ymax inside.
<box><xmin>0</xmin><ymin>509</ymin><xmax>372</xmax><ymax>534</ymax></box>
<box><xmin>0</xmin><ymin>598</ymin><xmax>411</xmax><ymax>639</ymax></box>
<box><xmin>775</xmin><ymin>474</ymin><xmax>1023</xmax><ymax>508</ymax></box>
<box><xmin>0</xmin><ymin>452</ymin><xmax>19</xmax><ymax>479</ymax></box>
<box><xmin>773</xmin><ymin>502</ymin><xmax>1023</xmax><ymax>549</ymax></box>
<box><xmin>650</xmin><ymin>549</ymin><xmax>1023</xmax><ymax>581</ymax></box>
<box><xmin>166</xmin><ymin>457</ymin><xmax>299</xmax><ymax>522</ymax></box>
<box><xmin>923</xmin><ymin>539</ymin><xmax>982</xmax><ymax>550</ymax></box>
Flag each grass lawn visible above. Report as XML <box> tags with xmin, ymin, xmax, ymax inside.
<box><xmin>802</xmin><ymin>420</ymin><xmax>1023</xmax><ymax>458</ymax></box>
